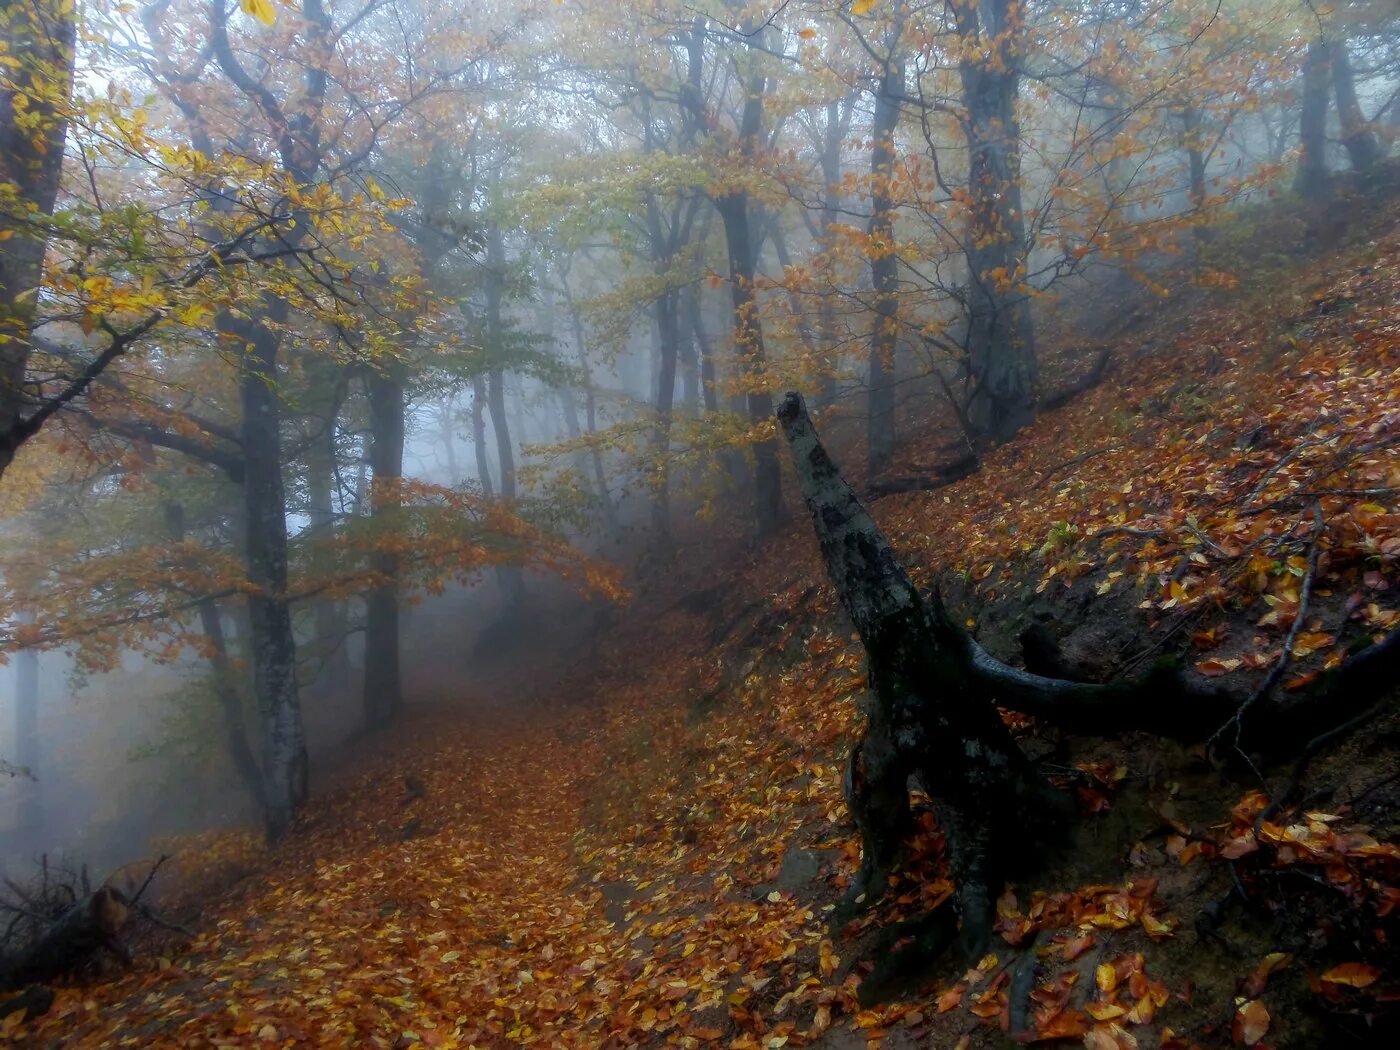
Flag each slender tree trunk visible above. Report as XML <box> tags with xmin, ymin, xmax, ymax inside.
<box><xmin>304</xmin><ymin>365</ymin><xmax>349</xmax><ymax>690</ymax></box>
<box><xmin>1331</xmin><ymin>39</ymin><xmax>1382</xmax><ymax>173</ymax></box>
<box><xmin>955</xmin><ymin>0</ymin><xmax>1037</xmax><ymax>443</ymax></box>
<box><xmin>229</xmin><ymin>303</ymin><xmax>308</xmax><ymax>843</ymax></box>
<box><xmin>1296</xmin><ymin>40</ymin><xmax>1332</xmax><ymax>199</ymax></box>
<box><xmin>0</xmin><ymin>1</ymin><xmax>74</xmax><ymax>477</ymax></box>
<box><xmin>1181</xmin><ymin>105</ymin><xmax>1208</xmax><ymax>211</ymax></box>
<box><xmin>684</xmin><ymin>285</ymin><xmax>720</xmax><ymax>415</ymax></box>
<box><xmin>484</xmin><ymin>222</ymin><xmax>524</xmax><ymax>605</ymax></box>
<box><xmin>470</xmin><ymin>374</ymin><xmax>495</xmax><ymax>498</ymax></box>
<box><xmin>14</xmin><ymin>615</ymin><xmax>40</xmax><ymax>831</ymax></box>
<box><xmin>678</xmin><ymin>324</ymin><xmax>700</xmax><ymax>411</ymax></box>
<box><xmin>716</xmin><ymin>190</ymin><xmax>785</xmax><ymax>539</ymax></box>
<box><xmin>649</xmin><ymin>288</ymin><xmax>680</xmax><ymax>552</ymax></box>
<box><xmin>196</xmin><ymin>597</ymin><xmax>266</xmax><ymax>812</ymax></box>
<box><xmin>868</xmin><ymin>55</ymin><xmax>904</xmax><ymax>478</ymax></box>
<box><xmin>560</xmin><ymin>292</ymin><xmax>616</xmax><ymax>528</ymax></box>
<box><xmin>363</xmin><ymin>365</ymin><xmax>405</xmax><ymax>730</ymax></box>
<box><xmin>163</xmin><ymin>501</ymin><xmax>265</xmax><ymax>812</ymax></box>
<box><xmin>818</xmin><ymin>99</ymin><xmax>847</xmax><ymax>407</ymax></box>
<box><xmin>438</xmin><ymin>397</ymin><xmax>460</xmax><ymax>485</ymax></box>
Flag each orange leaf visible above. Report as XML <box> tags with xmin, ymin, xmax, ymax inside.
<box><xmin>1233</xmin><ymin>999</ymin><xmax>1269</xmax><ymax>1045</ymax></box>
<box><xmin>1320</xmin><ymin>962</ymin><xmax>1379</xmax><ymax>988</ymax></box>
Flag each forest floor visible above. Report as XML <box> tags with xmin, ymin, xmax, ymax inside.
<box><xmin>8</xmin><ymin>181</ymin><xmax>1400</xmax><ymax>1049</ymax></box>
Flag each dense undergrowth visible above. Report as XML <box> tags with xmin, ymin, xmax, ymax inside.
<box><xmin>7</xmin><ymin>184</ymin><xmax>1400</xmax><ymax>1049</ymax></box>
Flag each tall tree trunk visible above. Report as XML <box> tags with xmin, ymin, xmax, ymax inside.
<box><xmin>678</xmin><ymin>324</ymin><xmax>700</xmax><ymax>411</ymax></box>
<box><xmin>955</xmin><ymin>0</ymin><xmax>1037</xmax><ymax>443</ymax></box>
<box><xmin>560</xmin><ymin>289</ymin><xmax>616</xmax><ymax>528</ymax></box>
<box><xmin>438</xmin><ymin>398</ymin><xmax>461</xmax><ymax>485</ymax></box>
<box><xmin>14</xmin><ymin>615</ymin><xmax>40</xmax><ymax>831</ymax></box>
<box><xmin>687</xmin><ymin>15</ymin><xmax>784</xmax><ymax>539</ymax></box>
<box><xmin>0</xmin><ymin>1</ymin><xmax>74</xmax><ymax>477</ymax></box>
<box><xmin>197</xmin><ymin>597</ymin><xmax>266</xmax><ymax>812</ymax></box>
<box><xmin>868</xmin><ymin>56</ymin><xmax>904</xmax><ymax>478</ymax></box>
<box><xmin>817</xmin><ymin>99</ymin><xmax>847</xmax><ymax>407</ymax></box>
<box><xmin>484</xmin><ymin>222</ymin><xmax>524</xmax><ymax>605</ymax></box>
<box><xmin>163</xmin><ymin>501</ymin><xmax>265</xmax><ymax>812</ymax></box>
<box><xmin>304</xmin><ymin>364</ymin><xmax>349</xmax><ymax>690</ymax></box>
<box><xmin>649</xmin><ymin>287</ymin><xmax>680</xmax><ymax>553</ymax></box>
<box><xmin>1331</xmin><ymin>39</ymin><xmax>1382</xmax><ymax>173</ymax></box>
<box><xmin>363</xmin><ymin>365</ymin><xmax>405</xmax><ymax>730</ymax></box>
<box><xmin>1296</xmin><ymin>40</ymin><xmax>1332</xmax><ymax>199</ymax></box>
<box><xmin>1181</xmin><ymin>105</ymin><xmax>1208</xmax><ymax>212</ymax></box>
<box><xmin>470</xmin><ymin>373</ymin><xmax>495</xmax><ymax>498</ymax></box>
<box><xmin>716</xmin><ymin>188</ymin><xmax>785</xmax><ymax>539</ymax></box>
<box><xmin>684</xmin><ymin>285</ymin><xmax>720</xmax><ymax>415</ymax></box>
<box><xmin>229</xmin><ymin>303</ymin><xmax>308</xmax><ymax>843</ymax></box>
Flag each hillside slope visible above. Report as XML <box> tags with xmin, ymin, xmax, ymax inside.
<box><xmin>10</xmin><ymin>189</ymin><xmax>1400</xmax><ymax>1049</ymax></box>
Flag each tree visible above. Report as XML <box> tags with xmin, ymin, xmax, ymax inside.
<box><xmin>0</xmin><ymin>0</ymin><xmax>75</xmax><ymax>477</ymax></box>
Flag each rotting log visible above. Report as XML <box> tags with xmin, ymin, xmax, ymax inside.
<box><xmin>777</xmin><ymin>392</ymin><xmax>1069</xmax><ymax>961</ymax></box>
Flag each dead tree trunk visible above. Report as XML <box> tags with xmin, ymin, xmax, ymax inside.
<box><xmin>777</xmin><ymin>392</ymin><xmax>1067</xmax><ymax>961</ymax></box>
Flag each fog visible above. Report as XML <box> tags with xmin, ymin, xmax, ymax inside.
<box><xmin>2</xmin><ymin>0</ymin><xmax>1397</xmax><ymax>892</ymax></box>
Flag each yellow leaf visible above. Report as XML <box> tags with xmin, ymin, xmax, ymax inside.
<box><xmin>240</xmin><ymin>0</ymin><xmax>277</xmax><ymax>27</ymax></box>
<box><xmin>851</xmin><ymin>0</ymin><xmax>877</xmax><ymax>15</ymax></box>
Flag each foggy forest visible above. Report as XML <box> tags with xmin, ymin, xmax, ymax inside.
<box><xmin>1</xmin><ymin>0</ymin><xmax>1399</xmax><ymax>1045</ymax></box>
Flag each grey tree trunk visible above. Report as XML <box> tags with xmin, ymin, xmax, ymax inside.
<box><xmin>1331</xmin><ymin>39</ymin><xmax>1382</xmax><ymax>173</ymax></box>
<box><xmin>684</xmin><ymin>285</ymin><xmax>720</xmax><ymax>416</ymax></box>
<box><xmin>196</xmin><ymin>597</ymin><xmax>266</xmax><ymax>812</ymax></box>
<box><xmin>650</xmin><ymin>287</ymin><xmax>681</xmax><ymax>553</ymax></box>
<box><xmin>1296</xmin><ymin>40</ymin><xmax>1332</xmax><ymax>198</ymax></box>
<box><xmin>229</xmin><ymin>303</ymin><xmax>308</xmax><ymax>843</ymax></box>
<box><xmin>484</xmin><ymin>223</ymin><xmax>524</xmax><ymax>605</ymax></box>
<box><xmin>363</xmin><ymin>365</ymin><xmax>405</xmax><ymax>730</ymax></box>
<box><xmin>163</xmin><ymin>500</ymin><xmax>265</xmax><ymax>812</ymax></box>
<box><xmin>14</xmin><ymin>616</ymin><xmax>40</xmax><ymax>831</ymax></box>
<box><xmin>955</xmin><ymin>0</ymin><xmax>1037</xmax><ymax>444</ymax></box>
<box><xmin>470</xmin><ymin>374</ymin><xmax>495</xmax><ymax>498</ymax></box>
<box><xmin>304</xmin><ymin>364</ymin><xmax>349</xmax><ymax>690</ymax></box>
<box><xmin>867</xmin><ymin>56</ymin><xmax>904</xmax><ymax>478</ymax></box>
<box><xmin>561</xmin><ymin>292</ymin><xmax>616</xmax><ymax>528</ymax></box>
<box><xmin>0</xmin><ymin>2</ymin><xmax>74</xmax><ymax>477</ymax></box>
<box><xmin>817</xmin><ymin>98</ymin><xmax>848</xmax><ymax>407</ymax></box>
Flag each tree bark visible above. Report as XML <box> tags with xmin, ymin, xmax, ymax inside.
<box><xmin>470</xmin><ymin>373</ymin><xmax>495</xmax><ymax>498</ymax></box>
<box><xmin>695</xmin><ymin>16</ymin><xmax>784</xmax><ymax>539</ymax></box>
<box><xmin>868</xmin><ymin>55</ymin><xmax>904</xmax><ymax>478</ymax></box>
<box><xmin>1331</xmin><ymin>38</ymin><xmax>1382</xmax><ymax>173</ymax></box>
<box><xmin>162</xmin><ymin>500</ymin><xmax>265</xmax><ymax>812</ymax></box>
<box><xmin>363</xmin><ymin>364</ymin><xmax>405</xmax><ymax>730</ymax></box>
<box><xmin>0</xmin><ymin>1</ymin><xmax>75</xmax><ymax>478</ymax></box>
<box><xmin>817</xmin><ymin>99</ymin><xmax>848</xmax><ymax>406</ymax></box>
<box><xmin>1295</xmin><ymin>40</ymin><xmax>1332</xmax><ymax>199</ymax></box>
<box><xmin>304</xmin><ymin>363</ymin><xmax>349</xmax><ymax>690</ymax></box>
<box><xmin>954</xmin><ymin>0</ymin><xmax>1037</xmax><ymax>444</ymax></box>
<box><xmin>684</xmin><ymin>285</ymin><xmax>720</xmax><ymax>416</ymax></box>
<box><xmin>560</xmin><ymin>286</ymin><xmax>617</xmax><ymax>529</ymax></box>
<box><xmin>483</xmin><ymin>222</ymin><xmax>524</xmax><ymax>605</ymax></box>
<box><xmin>650</xmin><ymin>286</ymin><xmax>680</xmax><ymax>553</ymax></box>
<box><xmin>777</xmin><ymin>392</ymin><xmax>1065</xmax><ymax>961</ymax></box>
<box><xmin>14</xmin><ymin>616</ymin><xmax>40</xmax><ymax>831</ymax></box>
<box><xmin>228</xmin><ymin>303</ymin><xmax>308</xmax><ymax>843</ymax></box>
